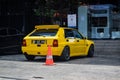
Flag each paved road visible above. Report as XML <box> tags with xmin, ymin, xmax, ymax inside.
<box><xmin>0</xmin><ymin>53</ymin><xmax>120</xmax><ymax>80</ymax></box>
<box><xmin>0</xmin><ymin>52</ymin><xmax>120</xmax><ymax>66</ymax></box>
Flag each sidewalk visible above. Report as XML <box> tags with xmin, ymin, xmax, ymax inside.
<box><xmin>0</xmin><ymin>60</ymin><xmax>120</xmax><ymax>80</ymax></box>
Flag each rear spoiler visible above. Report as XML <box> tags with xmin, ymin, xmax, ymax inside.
<box><xmin>35</xmin><ymin>25</ymin><xmax>59</xmax><ymax>29</ymax></box>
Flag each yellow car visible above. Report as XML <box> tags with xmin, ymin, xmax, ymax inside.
<box><xmin>22</xmin><ymin>25</ymin><xmax>94</xmax><ymax>61</ymax></box>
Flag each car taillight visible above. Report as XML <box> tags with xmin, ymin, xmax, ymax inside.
<box><xmin>22</xmin><ymin>39</ymin><xmax>26</xmax><ymax>46</ymax></box>
<box><xmin>53</xmin><ymin>39</ymin><xmax>58</xmax><ymax>47</ymax></box>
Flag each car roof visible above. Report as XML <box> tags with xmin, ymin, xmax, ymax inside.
<box><xmin>35</xmin><ymin>25</ymin><xmax>76</xmax><ymax>30</ymax></box>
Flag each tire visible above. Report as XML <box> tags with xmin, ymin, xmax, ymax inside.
<box><xmin>24</xmin><ymin>54</ymin><xmax>35</xmax><ymax>61</ymax></box>
<box><xmin>60</xmin><ymin>46</ymin><xmax>70</xmax><ymax>61</ymax></box>
<box><xmin>87</xmin><ymin>45</ymin><xmax>94</xmax><ymax>57</ymax></box>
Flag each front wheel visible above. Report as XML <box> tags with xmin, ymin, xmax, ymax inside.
<box><xmin>87</xmin><ymin>45</ymin><xmax>94</xmax><ymax>57</ymax></box>
<box><xmin>60</xmin><ymin>46</ymin><xmax>70</xmax><ymax>61</ymax></box>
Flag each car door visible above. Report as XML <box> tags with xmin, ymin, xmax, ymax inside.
<box><xmin>64</xmin><ymin>29</ymin><xmax>78</xmax><ymax>56</ymax></box>
<box><xmin>72</xmin><ymin>30</ymin><xmax>87</xmax><ymax>55</ymax></box>
<box><xmin>0</xmin><ymin>28</ymin><xmax>8</xmax><ymax>50</ymax></box>
<box><xmin>8</xmin><ymin>28</ymin><xmax>23</xmax><ymax>47</ymax></box>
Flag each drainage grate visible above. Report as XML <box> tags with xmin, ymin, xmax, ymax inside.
<box><xmin>33</xmin><ymin>76</ymin><xmax>44</xmax><ymax>79</ymax></box>
<box><xmin>0</xmin><ymin>76</ymin><xmax>45</xmax><ymax>80</ymax></box>
<box><xmin>0</xmin><ymin>76</ymin><xmax>28</xmax><ymax>80</ymax></box>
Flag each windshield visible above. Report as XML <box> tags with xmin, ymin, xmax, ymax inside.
<box><xmin>30</xmin><ymin>29</ymin><xmax>58</xmax><ymax>36</ymax></box>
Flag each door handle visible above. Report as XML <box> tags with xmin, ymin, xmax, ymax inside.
<box><xmin>66</xmin><ymin>39</ymin><xmax>69</xmax><ymax>42</ymax></box>
<box><xmin>76</xmin><ymin>40</ymin><xmax>79</xmax><ymax>42</ymax></box>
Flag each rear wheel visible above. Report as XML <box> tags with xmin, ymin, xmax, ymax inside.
<box><xmin>60</xmin><ymin>46</ymin><xmax>70</xmax><ymax>61</ymax></box>
<box><xmin>24</xmin><ymin>54</ymin><xmax>35</xmax><ymax>61</ymax></box>
<box><xmin>87</xmin><ymin>45</ymin><xmax>94</xmax><ymax>57</ymax></box>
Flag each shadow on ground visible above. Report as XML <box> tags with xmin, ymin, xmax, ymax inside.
<box><xmin>0</xmin><ymin>54</ymin><xmax>120</xmax><ymax>66</ymax></box>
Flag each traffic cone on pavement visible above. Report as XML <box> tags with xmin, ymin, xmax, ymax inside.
<box><xmin>45</xmin><ymin>45</ymin><xmax>54</xmax><ymax>65</ymax></box>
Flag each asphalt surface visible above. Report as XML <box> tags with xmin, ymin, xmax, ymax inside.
<box><xmin>0</xmin><ymin>53</ymin><xmax>120</xmax><ymax>80</ymax></box>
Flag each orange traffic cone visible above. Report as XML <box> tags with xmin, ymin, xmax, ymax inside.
<box><xmin>45</xmin><ymin>45</ymin><xmax>54</xmax><ymax>65</ymax></box>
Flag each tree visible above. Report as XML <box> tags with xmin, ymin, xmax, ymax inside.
<box><xmin>32</xmin><ymin>0</ymin><xmax>79</xmax><ymax>16</ymax></box>
<box><xmin>32</xmin><ymin>0</ymin><xmax>57</xmax><ymax>16</ymax></box>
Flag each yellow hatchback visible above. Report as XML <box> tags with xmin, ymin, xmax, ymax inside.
<box><xmin>22</xmin><ymin>25</ymin><xmax>94</xmax><ymax>61</ymax></box>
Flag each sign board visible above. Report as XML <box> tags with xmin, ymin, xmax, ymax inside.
<box><xmin>67</xmin><ymin>14</ymin><xmax>76</xmax><ymax>28</ymax></box>
<box><xmin>89</xmin><ymin>4</ymin><xmax>112</xmax><ymax>10</ymax></box>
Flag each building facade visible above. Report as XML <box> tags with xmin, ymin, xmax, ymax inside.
<box><xmin>78</xmin><ymin>4</ymin><xmax>120</xmax><ymax>39</ymax></box>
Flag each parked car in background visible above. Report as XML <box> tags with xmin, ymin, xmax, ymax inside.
<box><xmin>0</xmin><ymin>27</ymin><xmax>24</xmax><ymax>54</ymax></box>
<box><xmin>22</xmin><ymin>25</ymin><xmax>94</xmax><ymax>61</ymax></box>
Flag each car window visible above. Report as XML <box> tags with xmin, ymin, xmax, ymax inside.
<box><xmin>0</xmin><ymin>29</ymin><xmax>7</xmax><ymax>36</ymax></box>
<box><xmin>30</xmin><ymin>29</ymin><xmax>58</xmax><ymax>36</ymax></box>
<box><xmin>73</xmin><ymin>30</ymin><xmax>83</xmax><ymax>39</ymax></box>
<box><xmin>8</xmin><ymin>29</ymin><xmax>17</xmax><ymax>35</ymax></box>
<box><xmin>64</xmin><ymin>29</ymin><xmax>74</xmax><ymax>38</ymax></box>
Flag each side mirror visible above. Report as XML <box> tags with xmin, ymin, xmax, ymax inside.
<box><xmin>83</xmin><ymin>37</ymin><xmax>87</xmax><ymax>39</ymax></box>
